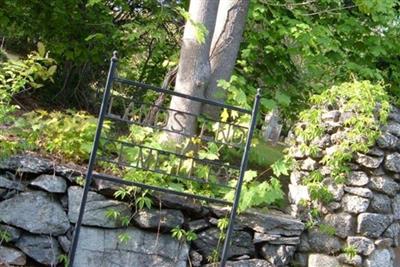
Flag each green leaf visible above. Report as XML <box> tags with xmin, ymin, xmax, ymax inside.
<box><xmin>37</xmin><ymin>42</ymin><xmax>45</xmax><ymax>57</ymax></box>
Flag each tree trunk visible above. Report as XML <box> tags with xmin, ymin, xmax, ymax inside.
<box><xmin>166</xmin><ymin>0</ymin><xmax>220</xmax><ymax>141</ymax></box>
<box><xmin>203</xmin><ymin>0</ymin><xmax>249</xmax><ymax>118</ymax></box>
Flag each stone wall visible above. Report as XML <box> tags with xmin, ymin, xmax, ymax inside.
<box><xmin>0</xmin><ymin>155</ymin><xmax>304</xmax><ymax>267</ymax></box>
<box><xmin>288</xmin><ymin>106</ymin><xmax>400</xmax><ymax>267</ymax></box>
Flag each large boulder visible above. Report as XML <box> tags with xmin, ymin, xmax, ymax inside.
<box><xmin>0</xmin><ymin>191</ymin><xmax>69</xmax><ymax>235</ymax></box>
<box><xmin>30</xmin><ymin>174</ymin><xmax>67</xmax><ymax>193</ymax></box>
<box><xmin>73</xmin><ymin>226</ymin><xmax>189</xmax><ymax>267</ymax></box>
<box><xmin>357</xmin><ymin>213</ymin><xmax>392</xmax><ymax>238</ymax></box>
<box><xmin>68</xmin><ymin>186</ymin><xmax>131</xmax><ymax>228</ymax></box>
<box><xmin>0</xmin><ymin>155</ymin><xmax>53</xmax><ymax>173</ymax></box>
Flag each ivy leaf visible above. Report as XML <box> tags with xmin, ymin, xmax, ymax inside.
<box><xmin>37</xmin><ymin>42</ymin><xmax>45</xmax><ymax>57</ymax></box>
<box><xmin>221</xmin><ymin>108</ymin><xmax>229</xmax><ymax>122</ymax></box>
<box><xmin>243</xmin><ymin>170</ymin><xmax>257</xmax><ymax>183</ymax></box>
<box><xmin>275</xmin><ymin>92</ymin><xmax>291</xmax><ymax>106</ymax></box>
<box><xmin>260</xmin><ymin>98</ymin><xmax>277</xmax><ymax>110</ymax></box>
<box><xmin>271</xmin><ymin>158</ymin><xmax>289</xmax><ymax>177</ymax></box>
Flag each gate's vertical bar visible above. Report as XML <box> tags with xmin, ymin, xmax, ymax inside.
<box><xmin>219</xmin><ymin>89</ymin><xmax>261</xmax><ymax>267</ymax></box>
<box><xmin>68</xmin><ymin>51</ymin><xmax>118</xmax><ymax>267</ymax></box>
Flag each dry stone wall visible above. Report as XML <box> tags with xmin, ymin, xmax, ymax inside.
<box><xmin>288</xmin><ymin>105</ymin><xmax>400</xmax><ymax>267</ymax></box>
<box><xmin>0</xmin><ymin>155</ymin><xmax>304</xmax><ymax>267</ymax></box>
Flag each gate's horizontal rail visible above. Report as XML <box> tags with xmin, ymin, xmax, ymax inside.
<box><xmin>92</xmin><ymin>172</ymin><xmax>232</xmax><ymax>205</ymax></box>
<box><xmin>114</xmin><ymin>77</ymin><xmax>252</xmax><ymax>114</ymax></box>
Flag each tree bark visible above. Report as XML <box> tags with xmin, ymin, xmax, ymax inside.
<box><xmin>166</xmin><ymin>0</ymin><xmax>220</xmax><ymax>141</ymax></box>
<box><xmin>203</xmin><ymin>0</ymin><xmax>250</xmax><ymax>118</ymax></box>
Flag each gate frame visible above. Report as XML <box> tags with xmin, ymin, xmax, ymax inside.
<box><xmin>68</xmin><ymin>52</ymin><xmax>261</xmax><ymax>267</ymax></box>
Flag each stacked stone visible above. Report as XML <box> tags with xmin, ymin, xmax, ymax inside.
<box><xmin>288</xmin><ymin>105</ymin><xmax>400</xmax><ymax>267</ymax></box>
<box><xmin>0</xmin><ymin>155</ymin><xmax>304</xmax><ymax>267</ymax></box>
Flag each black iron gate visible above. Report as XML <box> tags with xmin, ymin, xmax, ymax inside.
<box><xmin>68</xmin><ymin>52</ymin><xmax>261</xmax><ymax>267</ymax></box>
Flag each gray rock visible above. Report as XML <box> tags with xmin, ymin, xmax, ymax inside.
<box><xmin>253</xmin><ymin>232</ymin><xmax>281</xmax><ymax>244</ymax></box>
<box><xmin>337</xmin><ymin>253</ymin><xmax>362</xmax><ymax>267</ymax></box>
<box><xmin>384</xmin><ymin>152</ymin><xmax>400</xmax><ymax>173</ymax></box>
<box><xmin>323</xmin><ymin>213</ymin><xmax>354</xmax><ymax>239</ymax></box>
<box><xmin>74</xmin><ymin>226</ymin><xmax>188</xmax><ymax>267</ymax></box>
<box><xmin>368</xmin><ymin>147</ymin><xmax>385</xmax><ymax>157</ymax></box>
<box><xmin>58</xmin><ymin>235</ymin><xmax>71</xmax><ymax>253</ymax></box>
<box><xmin>357</xmin><ymin>213</ymin><xmax>392</xmax><ymax>238</ymax></box>
<box><xmin>193</xmin><ymin>228</ymin><xmax>254</xmax><ymax>258</ymax></box>
<box><xmin>203</xmin><ymin>259</ymin><xmax>273</xmax><ymax>267</ymax></box>
<box><xmin>30</xmin><ymin>174</ymin><xmax>67</xmax><ymax>193</ymax></box>
<box><xmin>347</xmin><ymin>171</ymin><xmax>369</xmax><ymax>186</ymax></box>
<box><xmin>341</xmin><ymin>194</ymin><xmax>369</xmax><ymax>214</ymax></box>
<box><xmin>364</xmin><ymin>248</ymin><xmax>394</xmax><ymax>267</ymax></box>
<box><xmin>0</xmin><ymin>224</ymin><xmax>21</xmax><ymax>242</ymax></box>
<box><xmin>392</xmin><ymin>194</ymin><xmax>400</xmax><ymax>220</ymax></box>
<box><xmin>322</xmin><ymin>110</ymin><xmax>341</xmax><ymax>121</ymax></box>
<box><xmin>0</xmin><ymin>246</ymin><xmax>26</xmax><ymax>266</ymax></box>
<box><xmin>268</xmin><ymin>236</ymin><xmax>300</xmax><ymax>245</ymax></box>
<box><xmin>0</xmin><ymin>191</ymin><xmax>69</xmax><ymax>235</ymax></box>
<box><xmin>93</xmin><ymin>178</ymin><xmax>120</xmax><ymax>197</ymax></box>
<box><xmin>68</xmin><ymin>186</ymin><xmax>131</xmax><ymax>228</ymax></box>
<box><xmin>300</xmin><ymin>158</ymin><xmax>318</xmax><ymax>171</ymax></box>
<box><xmin>0</xmin><ymin>155</ymin><xmax>53</xmax><ymax>173</ymax></box>
<box><xmin>385</xmin><ymin>122</ymin><xmax>400</xmax><ymax>137</ymax></box>
<box><xmin>389</xmin><ymin>107</ymin><xmax>400</xmax><ymax>123</ymax></box>
<box><xmin>15</xmin><ymin>233</ymin><xmax>61</xmax><ymax>266</ymax></box>
<box><xmin>344</xmin><ymin>186</ymin><xmax>372</xmax><ymax>198</ymax></box>
<box><xmin>237</xmin><ymin>211</ymin><xmax>304</xmax><ymax>236</ymax></box>
<box><xmin>298</xmin><ymin>233</ymin><xmax>310</xmax><ymax>252</ymax></box>
<box><xmin>325</xmin><ymin>202</ymin><xmax>341</xmax><ymax>212</ymax></box>
<box><xmin>188</xmin><ymin>219</ymin><xmax>210</xmax><ymax>232</ymax></box>
<box><xmin>371</xmin><ymin>193</ymin><xmax>392</xmax><ymax>213</ymax></box>
<box><xmin>308</xmin><ymin>254</ymin><xmax>340</xmax><ymax>267</ymax></box>
<box><xmin>293</xmin><ymin>253</ymin><xmax>308</xmax><ymax>267</ymax></box>
<box><xmin>326</xmin><ymin>181</ymin><xmax>344</xmax><ymax>201</ymax></box>
<box><xmin>189</xmin><ymin>250</ymin><xmax>202</xmax><ymax>267</ymax></box>
<box><xmin>347</xmin><ymin>236</ymin><xmax>375</xmax><ymax>256</ymax></box>
<box><xmin>377</xmin><ymin>132</ymin><xmax>398</xmax><ymax>149</ymax></box>
<box><xmin>355</xmin><ymin>153</ymin><xmax>383</xmax><ymax>169</ymax></box>
<box><xmin>307</xmin><ymin>229</ymin><xmax>342</xmax><ymax>254</ymax></box>
<box><xmin>288</xmin><ymin>184</ymin><xmax>309</xmax><ymax>204</ymax></box>
<box><xmin>383</xmin><ymin>223</ymin><xmax>400</xmax><ymax>246</ymax></box>
<box><xmin>289</xmin><ymin>170</ymin><xmax>308</xmax><ymax>185</ymax></box>
<box><xmin>154</xmin><ymin>192</ymin><xmax>203</xmax><ymax>215</ymax></box>
<box><xmin>133</xmin><ymin>209</ymin><xmax>184</xmax><ymax>231</ymax></box>
<box><xmin>369</xmin><ymin>175</ymin><xmax>400</xmax><ymax>196</ymax></box>
<box><xmin>0</xmin><ymin>175</ymin><xmax>25</xmax><ymax>191</ymax></box>
<box><xmin>260</xmin><ymin>244</ymin><xmax>295</xmax><ymax>267</ymax></box>
<box><xmin>311</xmin><ymin>134</ymin><xmax>331</xmax><ymax>148</ymax></box>
<box><xmin>375</xmin><ymin>238</ymin><xmax>393</xmax><ymax>248</ymax></box>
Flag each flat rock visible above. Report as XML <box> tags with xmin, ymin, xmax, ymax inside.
<box><xmin>344</xmin><ymin>186</ymin><xmax>372</xmax><ymax>198</ymax></box>
<box><xmin>74</xmin><ymin>226</ymin><xmax>188</xmax><ymax>267</ymax></box>
<box><xmin>307</xmin><ymin>229</ymin><xmax>342</xmax><ymax>254</ymax></box>
<box><xmin>364</xmin><ymin>248</ymin><xmax>394</xmax><ymax>267</ymax></box>
<box><xmin>371</xmin><ymin>193</ymin><xmax>392</xmax><ymax>214</ymax></box>
<box><xmin>68</xmin><ymin>186</ymin><xmax>131</xmax><ymax>228</ymax></box>
<box><xmin>308</xmin><ymin>254</ymin><xmax>340</xmax><ymax>267</ymax></box>
<box><xmin>154</xmin><ymin>192</ymin><xmax>203</xmax><ymax>215</ymax></box>
<box><xmin>347</xmin><ymin>171</ymin><xmax>369</xmax><ymax>186</ymax></box>
<box><xmin>237</xmin><ymin>211</ymin><xmax>304</xmax><ymax>236</ymax></box>
<box><xmin>385</xmin><ymin>122</ymin><xmax>400</xmax><ymax>137</ymax></box>
<box><xmin>0</xmin><ymin>246</ymin><xmax>26</xmax><ymax>266</ymax></box>
<box><xmin>369</xmin><ymin>175</ymin><xmax>400</xmax><ymax>196</ymax></box>
<box><xmin>288</xmin><ymin>184</ymin><xmax>309</xmax><ymax>204</ymax></box>
<box><xmin>357</xmin><ymin>213</ymin><xmax>392</xmax><ymax>238</ymax></box>
<box><xmin>260</xmin><ymin>244</ymin><xmax>295</xmax><ymax>267</ymax></box>
<box><xmin>133</xmin><ymin>209</ymin><xmax>184</xmax><ymax>231</ymax></box>
<box><xmin>188</xmin><ymin>219</ymin><xmax>210</xmax><ymax>232</ymax></box>
<box><xmin>30</xmin><ymin>174</ymin><xmax>67</xmax><ymax>193</ymax></box>
<box><xmin>347</xmin><ymin>236</ymin><xmax>375</xmax><ymax>256</ymax></box>
<box><xmin>0</xmin><ymin>155</ymin><xmax>53</xmax><ymax>173</ymax></box>
<box><xmin>341</xmin><ymin>194</ymin><xmax>369</xmax><ymax>214</ymax></box>
<box><xmin>0</xmin><ymin>191</ymin><xmax>69</xmax><ymax>235</ymax></box>
<box><xmin>355</xmin><ymin>153</ymin><xmax>383</xmax><ymax>169</ymax></box>
<box><xmin>58</xmin><ymin>235</ymin><xmax>71</xmax><ymax>253</ymax></box>
<box><xmin>0</xmin><ymin>175</ymin><xmax>25</xmax><ymax>191</ymax></box>
<box><xmin>193</xmin><ymin>228</ymin><xmax>254</xmax><ymax>259</ymax></box>
<box><xmin>15</xmin><ymin>233</ymin><xmax>61</xmax><ymax>266</ymax></box>
<box><xmin>323</xmin><ymin>213</ymin><xmax>354</xmax><ymax>239</ymax></box>
<box><xmin>377</xmin><ymin>132</ymin><xmax>398</xmax><ymax>149</ymax></box>
<box><xmin>203</xmin><ymin>259</ymin><xmax>273</xmax><ymax>267</ymax></box>
<box><xmin>300</xmin><ymin>158</ymin><xmax>318</xmax><ymax>171</ymax></box>
<box><xmin>384</xmin><ymin>152</ymin><xmax>400</xmax><ymax>173</ymax></box>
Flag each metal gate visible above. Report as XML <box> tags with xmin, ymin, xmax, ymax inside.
<box><xmin>68</xmin><ymin>52</ymin><xmax>260</xmax><ymax>267</ymax></box>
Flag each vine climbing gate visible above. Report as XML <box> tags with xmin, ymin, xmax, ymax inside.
<box><xmin>68</xmin><ymin>52</ymin><xmax>261</xmax><ymax>267</ymax></box>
